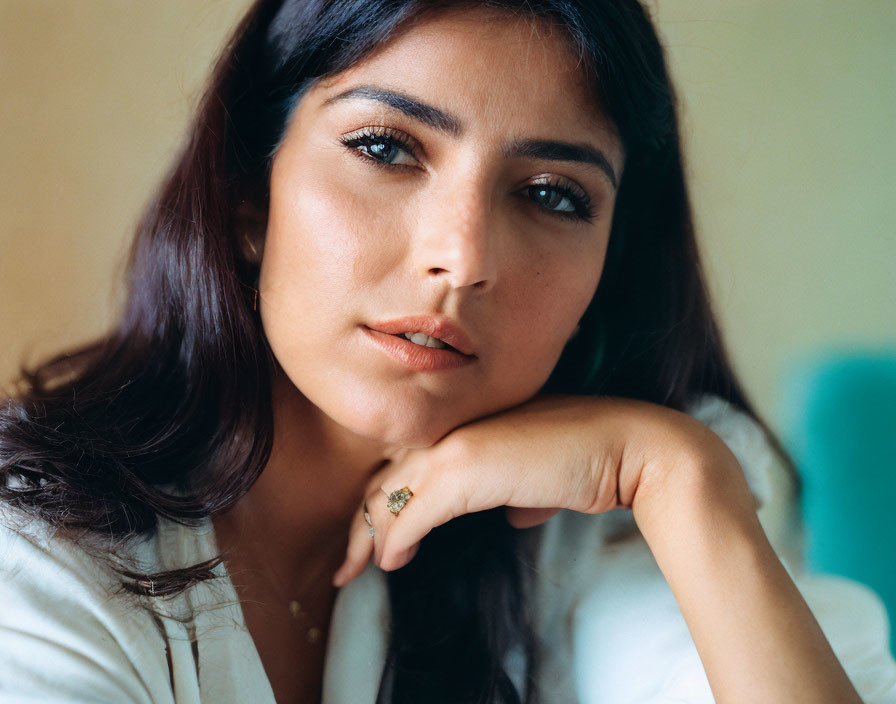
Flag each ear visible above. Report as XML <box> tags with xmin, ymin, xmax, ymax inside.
<box><xmin>234</xmin><ymin>198</ymin><xmax>267</xmax><ymax>266</ymax></box>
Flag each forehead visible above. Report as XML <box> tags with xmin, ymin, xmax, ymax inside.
<box><xmin>311</xmin><ymin>7</ymin><xmax>622</xmax><ymax>167</ymax></box>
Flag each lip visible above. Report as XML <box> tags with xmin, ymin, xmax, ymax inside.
<box><xmin>361</xmin><ymin>324</ymin><xmax>476</xmax><ymax>372</ymax></box>
<box><xmin>366</xmin><ymin>316</ymin><xmax>476</xmax><ymax>357</ymax></box>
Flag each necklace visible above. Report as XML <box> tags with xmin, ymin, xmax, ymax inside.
<box><xmin>253</xmin><ymin>558</ymin><xmax>339</xmax><ymax>646</ymax></box>
<box><xmin>253</xmin><ymin>533</ymin><xmax>346</xmax><ymax>648</ymax></box>
<box><xmin>287</xmin><ymin>599</ymin><xmax>324</xmax><ymax>645</ymax></box>
<box><xmin>212</xmin><ymin>513</ymin><xmax>343</xmax><ymax>647</ymax></box>
<box><xmin>219</xmin><ymin>537</ymin><xmax>337</xmax><ymax>645</ymax></box>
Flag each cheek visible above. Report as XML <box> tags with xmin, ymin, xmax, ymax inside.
<box><xmin>265</xmin><ymin>178</ymin><xmax>367</xmax><ymax>295</ymax></box>
<box><xmin>259</xmin><ymin>154</ymin><xmax>453</xmax><ymax>445</ymax></box>
<box><xmin>260</xmin><ymin>152</ymin><xmax>410</xmax><ymax>329</ymax></box>
<box><xmin>525</xmin><ymin>246</ymin><xmax>604</xmax><ymax>339</ymax></box>
<box><xmin>258</xmin><ymin>161</ymin><xmax>363</xmax><ymax>387</ymax></box>
<box><xmin>489</xmin><ymin>248</ymin><xmax>605</xmax><ymax>397</ymax></box>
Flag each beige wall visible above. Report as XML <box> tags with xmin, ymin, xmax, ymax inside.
<box><xmin>0</xmin><ymin>0</ymin><xmax>251</xmax><ymax>390</ymax></box>
<box><xmin>2</xmin><ymin>1</ymin><xmax>894</xmax><ymax>426</ymax></box>
<box><xmin>652</xmin><ymin>1</ymin><xmax>896</xmax><ymax>425</ymax></box>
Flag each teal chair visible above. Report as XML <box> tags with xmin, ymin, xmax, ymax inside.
<box><xmin>782</xmin><ymin>351</ymin><xmax>896</xmax><ymax>655</ymax></box>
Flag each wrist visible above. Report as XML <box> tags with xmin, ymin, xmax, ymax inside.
<box><xmin>629</xmin><ymin>412</ymin><xmax>757</xmax><ymax>526</ymax></box>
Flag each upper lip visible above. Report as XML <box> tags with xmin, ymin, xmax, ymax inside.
<box><xmin>366</xmin><ymin>316</ymin><xmax>476</xmax><ymax>356</ymax></box>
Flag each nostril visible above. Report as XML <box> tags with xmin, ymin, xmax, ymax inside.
<box><xmin>423</xmin><ymin>265</ymin><xmax>494</xmax><ymax>291</ymax></box>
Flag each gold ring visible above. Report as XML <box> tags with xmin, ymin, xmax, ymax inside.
<box><xmin>386</xmin><ymin>487</ymin><xmax>414</xmax><ymax>515</ymax></box>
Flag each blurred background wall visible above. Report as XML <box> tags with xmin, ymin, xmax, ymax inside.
<box><xmin>2</xmin><ymin>0</ymin><xmax>894</xmax><ymax>426</ymax></box>
<box><xmin>654</xmin><ymin>1</ymin><xmax>896</xmax><ymax>427</ymax></box>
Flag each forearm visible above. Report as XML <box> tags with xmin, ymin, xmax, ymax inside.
<box><xmin>632</xmin><ymin>458</ymin><xmax>862</xmax><ymax>704</ymax></box>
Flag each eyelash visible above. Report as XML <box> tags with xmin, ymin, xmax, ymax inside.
<box><xmin>338</xmin><ymin>126</ymin><xmax>598</xmax><ymax>223</ymax></box>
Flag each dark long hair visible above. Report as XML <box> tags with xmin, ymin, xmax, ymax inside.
<box><xmin>1</xmin><ymin>1</ymin><xmax>798</xmax><ymax>702</ymax></box>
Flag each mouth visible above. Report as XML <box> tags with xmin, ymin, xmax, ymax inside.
<box><xmin>365</xmin><ymin>316</ymin><xmax>476</xmax><ymax>357</ymax></box>
<box><xmin>361</xmin><ymin>323</ymin><xmax>476</xmax><ymax>372</ymax></box>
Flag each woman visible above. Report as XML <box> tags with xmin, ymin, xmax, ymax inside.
<box><xmin>1</xmin><ymin>0</ymin><xmax>894</xmax><ymax>702</ymax></box>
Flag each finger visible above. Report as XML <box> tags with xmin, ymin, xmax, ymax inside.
<box><xmin>332</xmin><ymin>501</ymin><xmax>376</xmax><ymax>587</ymax></box>
<box><xmin>505</xmin><ymin>506</ymin><xmax>561</xmax><ymax>529</ymax></box>
<box><xmin>380</xmin><ymin>541</ymin><xmax>421</xmax><ymax>574</ymax></box>
<box><xmin>379</xmin><ymin>481</ymin><xmax>462</xmax><ymax>571</ymax></box>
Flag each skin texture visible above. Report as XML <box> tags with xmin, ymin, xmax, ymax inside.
<box><xmin>213</xmin><ymin>8</ymin><xmax>861</xmax><ymax>704</ymax></box>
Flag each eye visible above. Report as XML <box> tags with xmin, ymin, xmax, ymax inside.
<box><xmin>339</xmin><ymin>126</ymin><xmax>420</xmax><ymax>168</ymax></box>
<box><xmin>528</xmin><ymin>185</ymin><xmax>576</xmax><ymax>213</ymax></box>
<box><xmin>525</xmin><ymin>177</ymin><xmax>596</xmax><ymax>223</ymax></box>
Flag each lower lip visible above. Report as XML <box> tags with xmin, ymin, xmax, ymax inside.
<box><xmin>361</xmin><ymin>326</ymin><xmax>475</xmax><ymax>372</ymax></box>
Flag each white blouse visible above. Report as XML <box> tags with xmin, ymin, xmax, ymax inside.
<box><xmin>1</xmin><ymin>395</ymin><xmax>894</xmax><ymax>703</ymax></box>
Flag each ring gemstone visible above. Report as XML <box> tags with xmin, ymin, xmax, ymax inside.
<box><xmin>386</xmin><ymin>486</ymin><xmax>414</xmax><ymax>515</ymax></box>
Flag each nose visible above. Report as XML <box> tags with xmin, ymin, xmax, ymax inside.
<box><xmin>412</xmin><ymin>182</ymin><xmax>498</xmax><ymax>293</ymax></box>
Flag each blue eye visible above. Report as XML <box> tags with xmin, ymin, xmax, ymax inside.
<box><xmin>340</xmin><ymin>128</ymin><xmax>419</xmax><ymax>167</ymax></box>
<box><xmin>529</xmin><ymin>185</ymin><xmax>576</xmax><ymax>213</ymax></box>
<box><xmin>526</xmin><ymin>181</ymin><xmax>596</xmax><ymax>222</ymax></box>
<box><xmin>365</xmin><ymin>140</ymin><xmax>400</xmax><ymax>162</ymax></box>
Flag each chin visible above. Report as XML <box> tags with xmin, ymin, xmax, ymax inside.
<box><xmin>349</xmin><ymin>406</ymin><xmax>462</xmax><ymax>449</ymax></box>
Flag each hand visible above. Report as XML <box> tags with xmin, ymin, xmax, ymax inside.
<box><xmin>331</xmin><ymin>394</ymin><xmax>742</xmax><ymax>587</ymax></box>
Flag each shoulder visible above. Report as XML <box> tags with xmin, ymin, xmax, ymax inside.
<box><xmin>0</xmin><ymin>503</ymin><xmax>173</xmax><ymax>703</ymax></box>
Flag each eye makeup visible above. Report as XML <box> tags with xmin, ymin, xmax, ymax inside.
<box><xmin>338</xmin><ymin>124</ymin><xmax>599</xmax><ymax>223</ymax></box>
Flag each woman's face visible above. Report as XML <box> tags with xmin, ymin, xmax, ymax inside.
<box><xmin>259</xmin><ymin>8</ymin><xmax>624</xmax><ymax>449</ymax></box>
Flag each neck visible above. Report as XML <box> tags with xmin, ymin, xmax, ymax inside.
<box><xmin>213</xmin><ymin>369</ymin><xmax>391</xmax><ymax>587</ymax></box>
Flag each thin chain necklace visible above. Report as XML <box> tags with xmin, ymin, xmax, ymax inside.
<box><xmin>250</xmin><ymin>547</ymin><xmax>340</xmax><ymax>647</ymax></box>
<box><xmin>213</xmin><ymin>514</ymin><xmax>343</xmax><ymax>646</ymax></box>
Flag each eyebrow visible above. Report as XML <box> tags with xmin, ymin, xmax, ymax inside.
<box><xmin>504</xmin><ymin>139</ymin><xmax>618</xmax><ymax>190</ymax></box>
<box><xmin>323</xmin><ymin>84</ymin><xmax>619</xmax><ymax>189</ymax></box>
<box><xmin>324</xmin><ymin>85</ymin><xmax>463</xmax><ymax>135</ymax></box>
